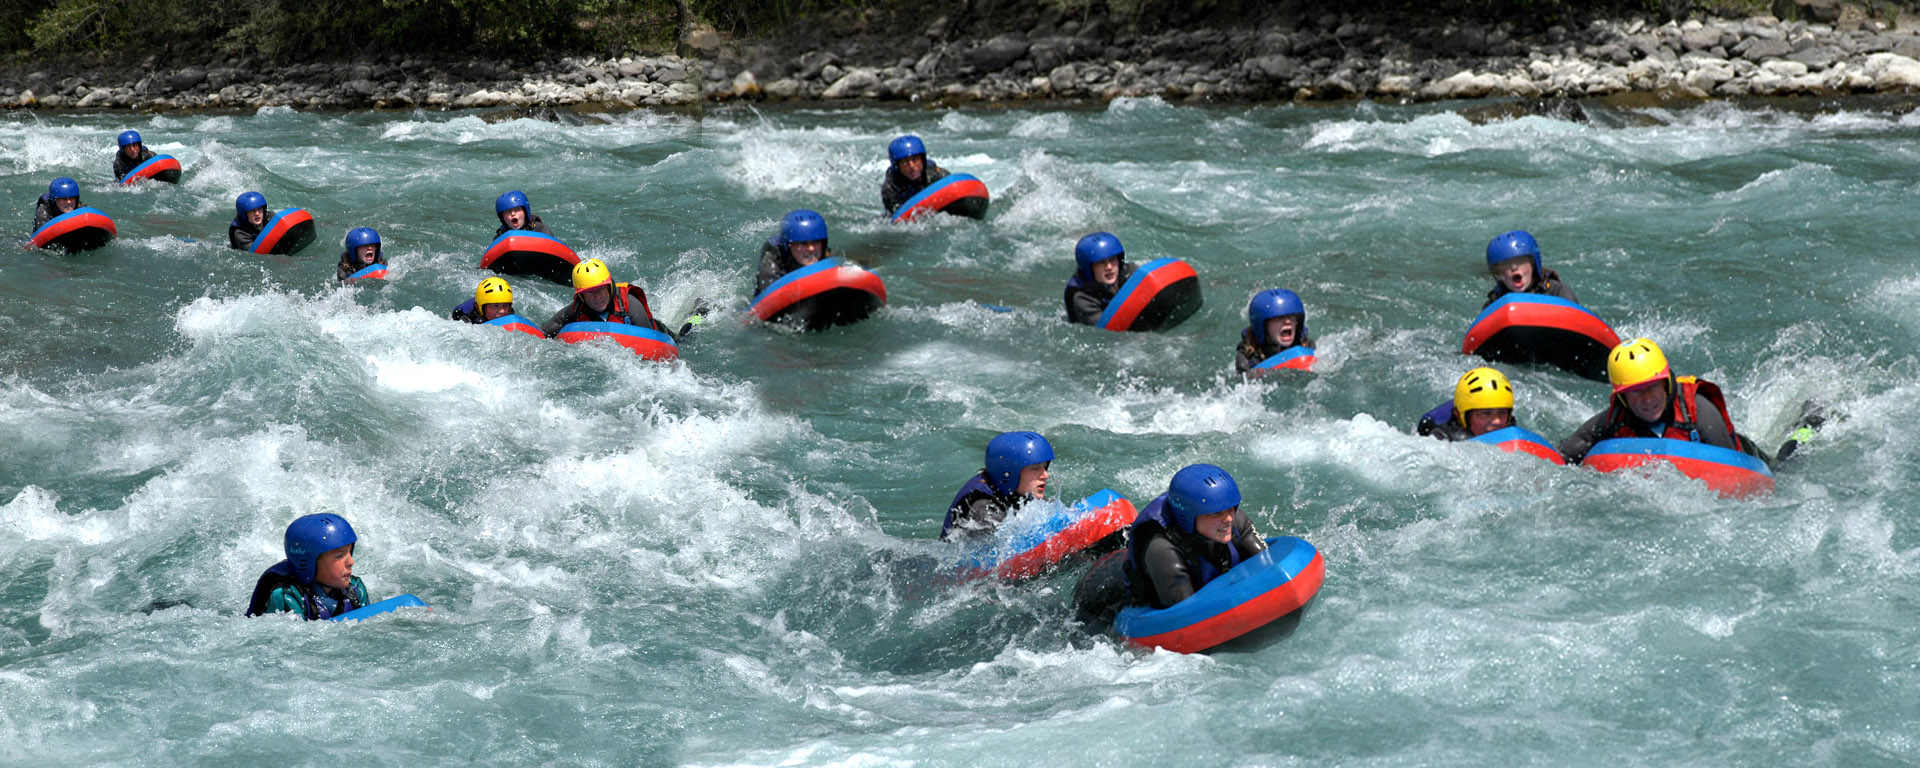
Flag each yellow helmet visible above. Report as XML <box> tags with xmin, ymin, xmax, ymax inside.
<box><xmin>1608</xmin><ymin>338</ymin><xmax>1671</xmax><ymax>393</ymax></box>
<box><xmin>475</xmin><ymin>277</ymin><xmax>513</xmax><ymax>308</ymax></box>
<box><xmin>572</xmin><ymin>259</ymin><xmax>613</xmax><ymax>294</ymax></box>
<box><xmin>1453</xmin><ymin>367</ymin><xmax>1514</xmax><ymax>426</ymax></box>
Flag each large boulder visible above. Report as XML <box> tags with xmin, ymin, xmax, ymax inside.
<box><xmin>821</xmin><ymin>69</ymin><xmax>879</xmax><ymax>99</ymax></box>
<box><xmin>1864</xmin><ymin>52</ymin><xmax>1920</xmax><ymax>88</ymax></box>
<box><xmin>964</xmin><ymin>35</ymin><xmax>1030</xmax><ymax>73</ymax></box>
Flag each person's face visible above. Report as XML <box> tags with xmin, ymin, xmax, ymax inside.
<box><xmin>1194</xmin><ymin>507</ymin><xmax>1237</xmax><ymax>544</ymax></box>
<box><xmin>896</xmin><ymin>155</ymin><xmax>924</xmax><ymax>181</ymax></box>
<box><xmin>1090</xmin><ymin>256</ymin><xmax>1121</xmax><ymax>287</ymax></box>
<box><xmin>790</xmin><ymin>239</ymin><xmax>824</xmax><ymax>266</ymax></box>
<box><xmin>481</xmin><ymin>302</ymin><xmax>512</xmax><ymax>321</ymax></box>
<box><xmin>1621</xmin><ymin>382</ymin><xmax>1669</xmax><ymax>422</ymax></box>
<box><xmin>1493</xmin><ymin>256</ymin><xmax>1536</xmax><ymax>291</ymax></box>
<box><xmin>55</xmin><ymin>197</ymin><xmax>78</xmax><ymax>213</ymax></box>
<box><xmin>121</xmin><ymin>142</ymin><xmax>141</xmax><ymax>159</ymax></box>
<box><xmin>355</xmin><ymin>243</ymin><xmax>379</xmax><ymax>264</ymax></box>
<box><xmin>246</xmin><ymin>208</ymin><xmax>266</xmax><ymax>227</ymax></box>
<box><xmin>1017</xmin><ymin>461</ymin><xmax>1049</xmax><ymax>498</ymax></box>
<box><xmin>581</xmin><ymin>284</ymin><xmax>612</xmax><ymax>312</ymax></box>
<box><xmin>1465</xmin><ymin>408</ymin><xmax>1513</xmax><ymax>436</ymax></box>
<box><xmin>314</xmin><ymin>544</ymin><xmax>354</xmax><ymax>590</ymax></box>
<box><xmin>1265</xmin><ymin>315</ymin><xmax>1299</xmax><ymax>346</ymax></box>
<box><xmin>501</xmin><ymin>207</ymin><xmax>527</xmax><ymax>229</ymax></box>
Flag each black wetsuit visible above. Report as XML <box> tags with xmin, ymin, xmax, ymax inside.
<box><xmin>229</xmin><ymin>212</ymin><xmax>272</xmax><ymax>251</ymax></box>
<box><xmin>1485</xmin><ymin>268</ymin><xmax>1578</xmax><ymax>307</ymax></box>
<box><xmin>450</xmin><ymin>298</ymin><xmax>494</xmax><ymax>324</ymax></box>
<box><xmin>1124</xmin><ymin>494</ymin><xmax>1267</xmax><ymax>609</ymax></box>
<box><xmin>880</xmin><ymin>160</ymin><xmax>950</xmax><ymax>216</ymax></box>
<box><xmin>335</xmin><ymin>250</ymin><xmax>387</xmax><ymax>281</ymax></box>
<box><xmin>1063</xmin><ymin>263</ymin><xmax>1136</xmax><ymax>326</ymax></box>
<box><xmin>540</xmin><ymin>284</ymin><xmax>673</xmax><ymax>339</ymax></box>
<box><xmin>1415</xmin><ymin>402</ymin><xmax>1476</xmax><ymax>441</ymax></box>
<box><xmin>244</xmin><ymin>561</ymin><xmax>367</xmax><ymax>621</ymax></box>
<box><xmin>1233</xmin><ymin>327</ymin><xmax>1316</xmax><ymax>374</ymax></box>
<box><xmin>495</xmin><ymin>214</ymin><xmax>551</xmax><ymax>238</ymax></box>
<box><xmin>1556</xmin><ymin>379</ymin><xmax>1770</xmax><ymax>466</ymax></box>
<box><xmin>31</xmin><ymin>195</ymin><xmax>67</xmax><ymax>232</ymax></box>
<box><xmin>755</xmin><ymin>238</ymin><xmax>835</xmax><ymax>295</ymax></box>
<box><xmin>112</xmin><ymin>146</ymin><xmax>156</xmax><ymax>181</ymax></box>
<box><xmin>941</xmin><ymin>471</ymin><xmax>1022</xmax><ymax>542</ymax></box>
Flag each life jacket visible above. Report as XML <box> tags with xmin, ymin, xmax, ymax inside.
<box><xmin>1606</xmin><ymin>376</ymin><xmax>1741</xmax><ymax>446</ymax></box>
<box><xmin>580</xmin><ymin>282</ymin><xmax>654</xmax><ymax>327</ymax></box>
<box><xmin>244</xmin><ymin>561</ymin><xmax>363</xmax><ymax>621</ymax></box>
<box><xmin>941</xmin><ymin>471</ymin><xmax>1014</xmax><ymax>541</ymax></box>
<box><xmin>1123</xmin><ymin>493</ymin><xmax>1242</xmax><ymax>607</ymax></box>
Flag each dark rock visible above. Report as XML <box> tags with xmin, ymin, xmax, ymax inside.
<box><xmin>1248</xmin><ymin>54</ymin><xmax>1295</xmax><ymax>81</ymax></box>
<box><xmin>1787</xmin><ymin>45</ymin><xmax>1843</xmax><ymax>68</ymax></box>
<box><xmin>345</xmin><ymin>79</ymin><xmax>375</xmax><ymax>96</ymax></box>
<box><xmin>964</xmin><ymin>34</ymin><xmax>1030</xmax><ymax>73</ymax></box>
<box><xmin>166</xmin><ymin>68</ymin><xmax>205</xmax><ymax>90</ymax></box>
<box><xmin>796</xmin><ymin>51</ymin><xmax>837</xmax><ymax>81</ymax></box>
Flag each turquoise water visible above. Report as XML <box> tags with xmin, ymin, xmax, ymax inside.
<box><xmin>4</xmin><ymin>99</ymin><xmax>1920</xmax><ymax>766</ymax></box>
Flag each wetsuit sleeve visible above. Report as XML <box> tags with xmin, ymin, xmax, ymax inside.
<box><xmin>1066</xmin><ymin>288</ymin><xmax>1107</xmax><ymax>326</ymax></box>
<box><xmin>229</xmin><ymin>225</ymin><xmax>255</xmax><ymax>251</ymax></box>
<box><xmin>1231</xmin><ymin>514</ymin><xmax>1267</xmax><ymax>559</ymax></box>
<box><xmin>541</xmin><ymin>303</ymin><xmax>580</xmax><ymax>338</ymax></box>
<box><xmin>925</xmin><ymin>162</ymin><xmax>950</xmax><ymax>185</ymax></box>
<box><xmin>1689</xmin><ymin>392</ymin><xmax>1737</xmax><ymax>451</ymax></box>
<box><xmin>756</xmin><ymin>242</ymin><xmax>785</xmax><ymax>295</ymax></box>
<box><xmin>881</xmin><ymin>175</ymin><xmax>907</xmax><ymax>215</ymax></box>
<box><xmin>1549</xmin><ymin>281</ymin><xmax>1578</xmax><ymax>303</ymax></box>
<box><xmin>1234</xmin><ymin>343</ymin><xmax>1257</xmax><ymax>374</ymax></box>
<box><xmin>335</xmin><ymin>258</ymin><xmax>352</xmax><ymax>281</ymax></box>
<box><xmin>32</xmin><ymin>201</ymin><xmax>56</xmax><ymax>231</ymax></box>
<box><xmin>530</xmin><ymin>218</ymin><xmax>551</xmax><ymax>235</ymax></box>
<box><xmin>950</xmin><ymin>495</ymin><xmax>1009</xmax><ymax>539</ymax></box>
<box><xmin>1139</xmin><ymin>533</ymin><xmax>1199</xmax><ymax>608</ymax></box>
<box><xmin>1556</xmin><ymin>409</ymin><xmax>1613</xmax><ymax>463</ymax></box>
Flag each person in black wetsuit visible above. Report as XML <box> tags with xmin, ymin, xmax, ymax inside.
<box><xmin>112</xmin><ymin>130</ymin><xmax>156</xmax><ymax>181</ymax></box>
<box><xmin>541</xmin><ymin>258</ymin><xmax>674</xmax><ymax>338</ymax></box>
<box><xmin>756</xmin><ymin>209</ymin><xmax>833</xmax><ymax>295</ymax></box>
<box><xmin>245</xmin><ymin>514</ymin><xmax>370</xmax><ymax>621</ymax></box>
<box><xmin>335</xmin><ymin>227</ymin><xmax>387</xmax><ymax>281</ymax></box>
<box><xmin>942</xmin><ymin>431</ymin><xmax>1054</xmax><ymax>542</ymax></box>
<box><xmin>494</xmin><ymin>190</ymin><xmax>551</xmax><ymax>237</ymax></box>
<box><xmin>1123</xmin><ymin>464</ymin><xmax>1268</xmax><ymax>610</ymax></box>
<box><xmin>1484</xmin><ymin>230</ymin><xmax>1578</xmax><ymax>307</ymax></box>
<box><xmin>1063</xmin><ymin>231</ymin><xmax>1134</xmax><ymax>326</ymax></box>
<box><xmin>1234</xmin><ymin>288</ymin><xmax>1316</xmax><ymax>374</ymax></box>
<box><xmin>880</xmin><ymin>135</ymin><xmax>950</xmax><ymax>217</ymax></box>
<box><xmin>1556</xmin><ymin>337</ymin><xmax>1823</xmax><ymax>468</ymax></box>
<box><xmin>1417</xmin><ymin>367</ymin><xmax>1517</xmax><ymax>441</ymax></box>
<box><xmin>228</xmin><ymin>191</ymin><xmax>272</xmax><ymax>250</ymax></box>
<box><xmin>32</xmin><ymin>177</ymin><xmax>81</xmax><ymax>232</ymax></box>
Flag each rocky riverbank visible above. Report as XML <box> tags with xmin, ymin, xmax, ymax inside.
<box><xmin>3</xmin><ymin>12</ymin><xmax>1920</xmax><ymax>112</ymax></box>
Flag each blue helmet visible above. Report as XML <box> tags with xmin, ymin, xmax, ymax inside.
<box><xmin>780</xmin><ymin>209</ymin><xmax>828</xmax><ymax>245</ymax></box>
<box><xmin>1486</xmin><ymin>230</ymin><xmax>1542</xmax><ymax>276</ymax></box>
<box><xmin>495</xmin><ymin>190</ymin><xmax>530</xmax><ymax>216</ymax></box>
<box><xmin>984</xmin><ymin>431</ymin><xmax>1054</xmax><ymax>495</ymax></box>
<box><xmin>345</xmin><ymin>227</ymin><xmax>381</xmax><ymax>251</ymax></box>
<box><xmin>888</xmin><ymin>135</ymin><xmax>926</xmax><ymax>162</ymax></box>
<box><xmin>48</xmin><ymin>177</ymin><xmax>79</xmax><ymax>200</ymax></box>
<box><xmin>1247</xmin><ymin>288</ymin><xmax>1307</xmax><ymax>347</ymax></box>
<box><xmin>284</xmin><ymin>513</ymin><xmax>357</xmax><ymax>583</ymax></box>
<box><xmin>236</xmin><ymin>191</ymin><xmax>267</xmax><ymax>215</ymax></box>
<box><xmin>1073</xmin><ymin>232</ymin><xmax>1124</xmax><ymax>280</ymax></box>
<box><xmin>1167</xmin><ymin>464</ymin><xmax>1241</xmax><ymax>534</ymax></box>
<box><xmin>117</xmin><ymin>130</ymin><xmax>142</xmax><ymax>148</ymax></box>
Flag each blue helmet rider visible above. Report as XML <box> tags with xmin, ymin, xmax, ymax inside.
<box><xmin>888</xmin><ymin>135</ymin><xmax>926</xmax><ymax>162</ymax></box>
<box><xmin>117</xmin><ymin>130</ymin><xmax>142</xmax><ymax>148</ymax></box>
<box><xmin>984</xmin><ymin>431</ymin><xmax>1054</xmax><ymax>496</ymax></box>
<box><xmin>235</xmin><ymin>191</ymin><xmax>267</xmax><ymax>217</ymax></box>
<box><xmin>1166</xmin><ymin>463</ymin><xmax>1240</xmax><ymax>534</ymax></box>
<box><xmin>339</xmin><ymin>227</ymin><xmax>384</xmax><ymax>277</ymax></box>
<box><xmin>1486</xmin><ymin>230</ymin><xmax>1541</xmax><ymax>281</ymax></box>
<box><xmin>286</xmin><ymin>513</ymin><xmax>357</xmax><ymax>583</ymax></box>
<box><xmin>47</xmin><ymin>177</ymin><xmax>80</xmax><ymax>203</ymax></box>
<box><xmin>1246</xmin><ymin>289</ymin><xmax>1308</xmax><ymax>348</ymax></box>
<box><xmin>494</xmin><ymin>190</ymin><xmax>536</xmax><ymax>231</ymax></box>
<box><xmin>36</xmin><ymin>177</ymin><xmax>82</xmax><ymax>227</ymax></box>
<box><xmin>1073</xmin><ymin>232</ymin><xmax>1125</xmax><ymax>283</ymax></box>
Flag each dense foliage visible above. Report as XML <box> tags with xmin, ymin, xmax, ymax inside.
<box><xmin>1</xmin><ymin>0</ymin><xmax>1906</xmax><ymax>62</ymax></box>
